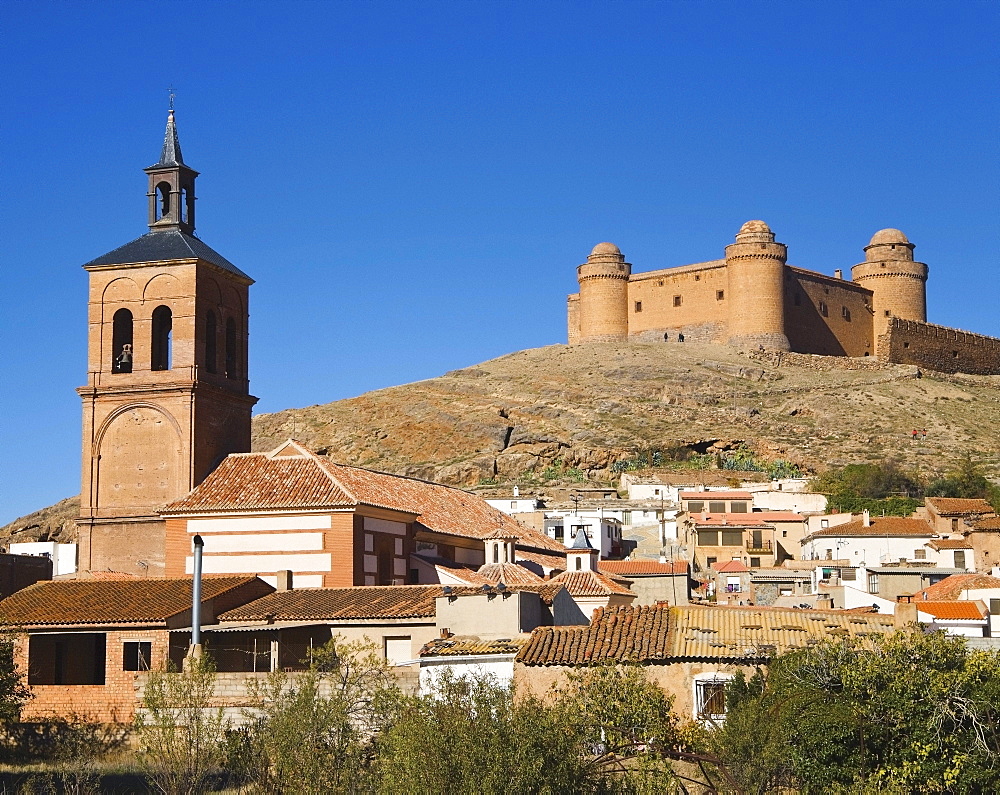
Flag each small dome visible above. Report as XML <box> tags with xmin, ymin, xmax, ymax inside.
<box><xmin>868</xmin><ymin>228</ymin><xmax>910</xmax><ymax>246</ymax></box>
<box><xmin>590</xmin><ymin>242</ymin><xmax>621</xmax><ymax>256</ymax></box>
<box><xmin>739</xmin><ymin>220</ymin><xmax>771</xmax><ymax>235</ymax></box>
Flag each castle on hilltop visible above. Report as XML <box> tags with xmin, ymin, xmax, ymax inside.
<box><xmin>567</xmin><ymin>221</ymin><xmax>1000</xmax><ymax>375</ymax></box>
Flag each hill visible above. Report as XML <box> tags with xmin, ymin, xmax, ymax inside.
<box><xmin>4</xmin><ymin>342</ymin><xmax>999</xmax><ymax>544</ymax></box>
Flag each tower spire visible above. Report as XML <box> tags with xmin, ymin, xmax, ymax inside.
<box><xmin>145</xmin><ymin>104</ymin><xmax>197</xmax><ymax>234</ymax></box>
<box><xmin>154</xmin><ymin>107</ymin><xmax>185</xmax><ymax>168</ymax></box>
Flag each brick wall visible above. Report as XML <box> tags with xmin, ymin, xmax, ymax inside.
<box><xmin>879</xmin><ymin>319</ymin><xmax>1000</xmax><ymax>375</ymax></box>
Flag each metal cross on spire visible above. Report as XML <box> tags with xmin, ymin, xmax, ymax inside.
<box><xmin>168</xmin><ymin>86</ymin><xmax>176</xmax><ymax>111</ymax></box>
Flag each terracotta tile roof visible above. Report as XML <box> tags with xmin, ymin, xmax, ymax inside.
<box><xmin>0</xmin><ymin>576</ymin><xmax>270</xmax><ymax>627</ymax></box>
<box><xmin>476</xmin><ymin>563</ymin><xmax>544</xmax><ymax>586</ymax></box>
<box><xmin>666</xmin><ymin>605</ymin><xmax>896</xmax><ymax>660</ymax></box>
<box><xmin>444</xmin><ymin>583</ymin><xmax>565</xmax><ymax>606</ymax></box>
<box><xmin>971</xmin><ymin>517</ymin><xmax>1000</xmax><ymax>531</ymax></box>
<box><xmin>515</xmin><ymin>549</ymin><xmax>567</xmax><ymax>574</ymax></box>
<box><xmin>419</xmin><ymin>636</ymin><xmax>527</xmax><ymax>657</ymax></box>
<box><xmin>916</xmin><ymin>601</ymin><xmax>987</xmax><ymax>620</ymax></box>
<box><xmin>549</xmin><ymin>570</ymin><xmax>635</xmax><ymax>597</ymax></box>
<box><xmin>914</xmin><ymin>574</ymin><xmax>1000</xmax><ymax>601</ymax></box>
<box><xmin>163</xmin><ymin>443</ymin><xmax>563</xmax><ymax>553</ymax></box>
<box><xmin>600</xmin><ymin>560</ymin><xmax>688</xmax><ymax>576</ymax></box>
<box><xmin>712</xmin><ymin>560</ymin><xmax>749</xmax><ymax>573</ymax></box>
<box><xmin>680</xmin><ymin>491</ymin><xmax>753</xmax><ymax>500</ymax></box>
<box><xmin>690</xmin><ymin>513</ymin><xmax>772</xmax><ymax>528</ymax></box>
<box><xmin>926</xmin><ymin>497</ymin><xmax>995</xmax><ymax>516</ymax></box>
<box><xmin>220</xmin><ymin>585</ymin><xmax>447</xmax><ymax>622</ymax></box>
<box><xmin>805</xmin><ymin>516</ymin><xmax>933</xmax><ymax>539</ymax></box>
<box><xmin>926</xmin><ymin>539</ymin><xmax>972</xmax><ymax>550</ymax></box>
<box><xmin>517</xmin><ymin>604</ymin><xmax>672</xmax><ymax>665</ymax></box>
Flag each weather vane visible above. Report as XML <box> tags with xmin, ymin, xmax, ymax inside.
<box><xmin>168</xmin><ymin>86</ymin><xmax>176</xmax><ymax>111</ymax></box>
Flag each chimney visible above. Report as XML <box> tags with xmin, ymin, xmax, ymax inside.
<box><xmin>439</xmin><ymin>627</ymin><xmax>451</xmax><ymax>639</ymax></box>
<box><xmin>276</xmin><ymin>570</ymin><xmax>294</xmax><ymax>592</ymax></box>
<box><xmin>815</xmin><ymin>593</ymin><xmax>833</xmax><ymax>609</ymax></box>
<box><xmin>895</xmin><ymin>593</ymin><xmax>918</xmax><ymax>628</ymax></box>
<box><xmin>862</xmin><ymin>510</ymin><xmax>871</xmax><ymax>528</ymax></box>
<box><xmin>834</xmin><ymin>269</ymin><xmax>843</xmax><ymax>279</ymax></box>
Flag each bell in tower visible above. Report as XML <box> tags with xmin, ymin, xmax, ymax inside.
<box><xmin>76</xmin><ymin>106</ymin><xmax>258</xmax><ymax>577</ymax></box>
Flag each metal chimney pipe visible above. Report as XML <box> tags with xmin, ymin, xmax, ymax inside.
<box><xmin>191</xmin><ymin>534</ymin><xmax>204</xmax><ymax>654</ymax></box>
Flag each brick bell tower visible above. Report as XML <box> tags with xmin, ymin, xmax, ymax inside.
<box><xmin>76</xmin><ymin>108</ymin><xmax>257</xmax><ymax>576</ymax></box>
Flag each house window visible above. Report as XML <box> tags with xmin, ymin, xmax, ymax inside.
<box><xmin>688</xmin><ymin>501</ymin><xmax>704</xmax><ymax>513</ymax></box>
<box><xmin>28</xmin><ymin>633</ymin><xmax>106</xmax><ymax>685</ymax></box>
<box><xmin>673</xmin><ymin>295</ymin><xmax>682</xmax><ymax>307</ymax></box>
<box><xmin>750</xmin><ymin>557</ymin><xmax>761</xmax><ymax>567</ymax></box>
<box><xmin>553</xmin><ymin>525</ymin><xmax>564</xmax><ymax>541</ymax></box>
<box><xmin>820</xmin><ymin>519</ymin><xmax>829</xmax><ymax>528</ymax></box>
<box><xmin>721</xmin><ymin>530</ymin><xmax>743</xmax><ymax>547</ymax></box>
<box><xmin>123</xmin><ymin>641</ymin><xmax>152</xmax><ymax>671</ymax></box>
<box><xmin>819</xmin><ymin>301</ymin><xmax>828</xmax><ymax>317</ymax></box>
<box><xmin>384</xmin><ymin>637</ymin><xmax>412</xmax><ymax>666</ymax></box>
<box><xmin>694</xmin><ymin>674</ymin><xmax>732</xmax><ymax>722</ymax></box>
<box><xmin>622</xmin><ymin>511</ymin><xmax>631</xmax><ymax>526</ymax></box>
<box><xmin>635</xmin><ymin>301</ymin><xmax>643</xmax><ymax>313</ymax></box>
<box><xmin>730</xmin><ymin>502</ymin><xmax>748</xmax><ymax>513</ymax></box>
<box><xmin>868</xmin><ymin>573</ymin><xmax>879</xmax><ymax>594</ymax></box>
<box><xmin>954</xmin><ymin>551</ymin><xmax>966</xmax><ymax>569</ymax></box>
<box><xmin>698</xmin><ymin>530</ymin><xmax>719</xmax><ymax>546</ymax></box>
<box><xmin>716</xmin><ymin>290</ymin><xmax>725</xmax><ymax>301</ymax></box>
<box><xmin>914</xmin><ymin>549</ymin><xmax>926</xmax><ymax>560</ymax></box>
<box><xmin>842</xmin><ymin>306</ymin><xmax>851</xmax><ymax>321</ymax></box>
<box><xmin>709</xmin><ymin>502</ymin><xmax>726</xmax><ymax>514</ymax></box>
<box><xmin>706</xmin><ymin>557</ymin><xmax>717</xmax><ymax>568</ymax></box>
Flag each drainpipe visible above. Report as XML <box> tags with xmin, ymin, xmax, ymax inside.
<box><xmin>188</xmin><ymin>534</ymin><xmax>204</xmax><ymax>663</ymax></box>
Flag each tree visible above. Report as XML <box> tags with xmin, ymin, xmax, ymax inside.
<box><xmin>811</xmin><ymin>458</ymin><xmax>924</xmax><ymax>516</ymax></box>
<box><xmin>233</xmin><ymin>636</ymin><xmax>401</xmax><ymax>794</ymax></box>
<box><xmin>135</xmin><ymin>653</ymin><xmax>229</xmax><ymax>795</ymax></box>
<box><xmin>926</xmin><ymin>452</ymin><xmax>1000</xmax><ymax>510</ymax></box>
<box><xmin>715</xmin><ymin>631</ymin><xmax>1000</xmax><ymax>793</ymax></box>
<box><xmin>0</xmin><ymin>632</ymin><xmax>32</xmax><ymax>729</ymax></box>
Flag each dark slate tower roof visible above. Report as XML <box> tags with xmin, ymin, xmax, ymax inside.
<box><xmin>570</xmin><ymin>526</ymin><xmax>596</xmax><ymax>550</ymax></box>
<box><xmin>84</xmin><ymin>230</ymin><xmax>251</xmax><ymax>280</ymax></box>
<box><xmin>152</xmin><ymin>109</ymin><xmax>185</xmax><ymax>167</ymax></box>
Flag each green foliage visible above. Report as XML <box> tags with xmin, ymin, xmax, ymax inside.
<box><xmin>232</xmin><ymin>636</ymin><xmax>400</xmax><ymax>794</ymax></box>
<box><xmin>715</xmin><ymin>631</ymin><xmax>1000</xmax><ymax>793</ymax></box>
<box><xmin>0</xmin><ymin>632</ymin><xmax>32</xmax><ymax>733</ymax></box>
<box><xmin>926</xmin><ymin>453</ymin><xmax>1000</xmax><ymax>510</ymax></box>
<box><xmin>611</xmin><ymin>446</ymin><xmax>715</xmax><ymax>474</ymax></box>
<box><xmin>135</xmin><ymin>653</ymin><xmax>228</xmax><ymax>795</ymax></box>
<box><xmin>812</xmin><ymin>458</ymin><xmax>925</xmax><ymax>515</ymax></box>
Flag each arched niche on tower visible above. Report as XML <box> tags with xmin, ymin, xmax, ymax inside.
<box><xmin>94</xmin><ymin>404</ymin><xmax>183</xmax><ymax>512</ymax></box>
<box><xmin>142</xmin><ymin>272</ymin><xmax>184</xmax><ymax>303</ymax></box>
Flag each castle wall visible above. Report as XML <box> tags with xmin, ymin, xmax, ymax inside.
<box><xmin>879</xmin><ymin>319</ymin><xmax>1000</xmax><ymax>375</ymax></box>
<box><xmin>626</xmin><ymin>262</ymin><xmax>729</xmax><ymax>343</ymax></box>
<box><xmin>785</xmin><ymin>269</ymin><xmax>874</xmax><ymax>357</ymax></box>
<box><xmin>567</xmin><ymin>294</ymin><xmax>580</xmax><ymax>345</ymax></box>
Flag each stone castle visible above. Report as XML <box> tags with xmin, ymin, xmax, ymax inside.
<box><xmin>567</xmin><ymin>220</ymin><xmax>1000</xmax><ymax>375</ymax></box>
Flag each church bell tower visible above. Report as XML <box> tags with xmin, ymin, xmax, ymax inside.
<box><xmin>77</xmin><ymin>108</ymin><xmax>258</xmax><ymax>576</ymax></box>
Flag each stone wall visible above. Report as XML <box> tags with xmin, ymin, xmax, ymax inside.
<box><xmin>879</xmin><ymin>319</ymin><xmax>1000</xmax><ymax>375</ymax></box>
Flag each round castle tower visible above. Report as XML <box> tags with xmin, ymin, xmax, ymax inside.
<box><xmin>851</xmin><ymin>229</ymin><xmax>928</xmax><ymax>337</ymax></box>
<box><xmin>725</xmin><ymin>220</ymin><xmax>790</xmax><ymax>351</ymax></box>
<box><xmin>576</xmin><ymin>242</ymin><xmax>632</xmax><ymax>342</ymax></box>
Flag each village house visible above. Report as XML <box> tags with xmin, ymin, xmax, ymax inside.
<box><xmin>514</xmin><ymin>602</ymin><xmax>899</xmax><ymax>723</ymax></box>
<box><xmin>598</xmin><ymin>559</ymin><xmax>691</xmax><ymax>606</ymax></box>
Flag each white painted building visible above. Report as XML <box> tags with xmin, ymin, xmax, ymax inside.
<box><xmin>542</xmin><ymin>511</ymin><xmax>624</xmax><ymax>558</ymax></box>
<box><xmin>8</xmin><ymin>542</ymin><xmax>77</xmax><ymax>577</ymax></box>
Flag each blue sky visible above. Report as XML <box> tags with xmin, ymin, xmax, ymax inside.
<box><xmin>2</xmin><ymin>1</ymin><xmax>998</xmax><ymax>524</ymax></box>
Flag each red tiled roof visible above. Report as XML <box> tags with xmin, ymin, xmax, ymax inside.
<box><xmin>926</xmin><ymin>498</ymin><xmax>995</xmax><ymax>516</ymax></box>
<box><xmin>220</xmin><ymin>585</ymin><xmax>446</xmax><ymax>622</ymax></box>
<box><xmin>680</xmin><ymin>492</ymin><xmax>753</xmax><ymax>500</ymax></box>
<box><xmin>517</xmin><ymin>604</ymin><xmax>671</xmax><ymax>665</ymax></box>
<box><xmin>420</xmin><ymin>637</ymin><xmax>526</xmax><ymax>657</ymax></box>
<box><xmin>600</xmin><ymin>560</ymin><xmax>688</xmax><ymax>576</ymax></box>
<box><xmin>805</xmin><ymin>516</ymin><xmax>933</xmax><ymax>539</ymax></box>
<box><xmin>971</xmin><ymin>517</ymin><xmax>1000</xmax><ymax>531</ymax></box>
<box><xmin>549</xmin><ymin>570</ymin><xmax>635</xmax><ymax>597</ymax></box>
<box><xmin>926</xmin><ymin>539</ymin><xmax>972</xmax><ymax>550</ymax></box>
<box><xmin>163</xmin><ymin>443</ymin><xmax>563</xmax><ymax>553</ymax></box>
<box><xmin>712</xmin><ymin>560</ymin><xmax>749</xmax><ymax>573</ymax></box>
<box><xmin>0</xmin><ymin>576</ymin><xmax>271</xmax><ymax>627</ymax></box>
<box><xmin>916</xmin><ymin>601</ymin><xmax>987</xmax><ymax>620</ymax></box>
<box><xmin>914</xmin><ymin>574</ymin><xmax>1000</xmax><ymax>601</ymax></box>
<box><xmin>476</xmin><ymin>563</ymin><xmax>544</xmax><ymax>586</ymax></box>
<box><xmin>515</xmin><ymin>549</ymin><xmax>567</xmax><ymax>574</ymax></box>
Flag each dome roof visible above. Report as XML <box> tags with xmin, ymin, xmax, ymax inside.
<box><xmin>590</xmin><ymin>242</ymin><xmax>621</xmax><ymax>256</ymax></box>
<box><xmin>738</xmin><ymin>220</ymin><xmax>771</xmax><ymax>235</ymax></box>
<box><xmin>868</xmin><ymin>228</ymin><xmax>910</xmax><ymax>246</ymax></box>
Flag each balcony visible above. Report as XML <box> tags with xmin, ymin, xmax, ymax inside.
<box><xmin>746</xmin><ymin>541</ymin><xmax>773</xmax><ymax>554</ymax></box>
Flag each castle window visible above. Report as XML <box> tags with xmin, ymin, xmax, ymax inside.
<box><xmin>842</xmin><ymin>307</ymin><xmax>851</xmax><ymax>321</ymax></box>
<box><xmin>673</xmin><ymin>295</ymin><xmax>682</xmax><ymax>307</ymax></box>
<box><xmin>634</xmin><ymin>301</ymin><xmax>643</xmax><ymax>313</ymax></box>
<box><xmin>903</xmin><ymin>342</ymin><xmax>910</xmax><ymax>349</ymax></box>
<box><xmin>205</xmin><ymin>311</ymin><xmax>218</xmax><ymax>374</ymax></box>
<box><xmin>819</xmin><ymin>301</ymin><xmax>828</xmax><ymax>317</ymax></box>
<box><xmin>111</xmin><ymin>309</ymin><xmax>133</xmax><ymax>373</ymax></box>
<box><xmin>658</xmin><ymin>279</ymin><xmax>664</xmax><ymax>287</ymax></box>
<box><xmin>155</xmin><ymin>182</ymin><xmax>171</xmax><ymax>220</ymax></box>
<box><xmin>694</xmin><ymin>275</ymin><xmax>701</xmax><ymax>281</ymax></box>
<box><xmin>151</xmin><ymin>305</ymin><xmax>172</xmax><ymax>371</ymax></box>
<box><xmin>885</xmin><ymin>310</ymin><xmax>891</xmax><ymax>317</ymax></box>
<box><xmin>716</xmin><ymin>290</ymin><xmax>725</xmax><ymax>301</ymax></box>
<box><xmin>952</xmin><ymin>350</ymin><xmax>959</xmax><ymax>358</ymax></box>
<box><xmin>225</xmin><ymin>317</ymin><xmax>239</xmax><ymax>378</ymax></box>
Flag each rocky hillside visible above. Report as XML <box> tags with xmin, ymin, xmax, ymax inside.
<box><xmin>5</xmin><ymin>342</ymin><xmax>999</xmax><ymax>544</ymax></box>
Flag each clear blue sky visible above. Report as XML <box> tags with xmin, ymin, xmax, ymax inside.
<box><xmin>3</xmin><ymin>1</ymin><xmax>998</xmax><ymax>524</ymax></box>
